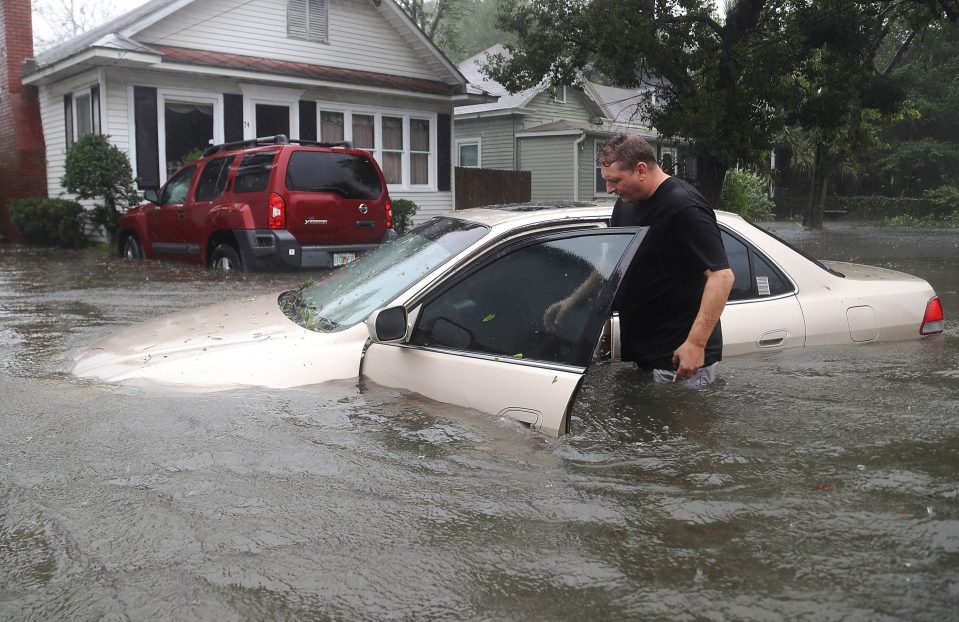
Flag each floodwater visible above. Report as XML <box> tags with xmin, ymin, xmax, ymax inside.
<box><xmin>1</xmin><ymin>222</ymin><xmax>957</xmax><ymax>621</ymax></box>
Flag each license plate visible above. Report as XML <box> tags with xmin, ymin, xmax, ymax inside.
<box><xmin>333</xmin><ymin>252</ymin><xmax>357</xmax><ymax>267</ymax></box>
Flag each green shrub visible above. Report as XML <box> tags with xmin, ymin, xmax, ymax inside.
<box><xmin>10</xmin><ymin>197</ymin><xmax>87</xmax><ymax>248</ymax></box>
<box><xmin>719</xmin><ymin>169</ymin><xmax>775</xmax><ymax>220</ymax></box>
<box><xmin>62</xmin><ymin>133</ymin><xmax>139</xmax><ymax>242</ymax></box>
<box><xmin>391</xmin><ymin>198</ymin><xmax>419</xmax><ymax>235</ymax></box>
<box><xmin>922</xmin><ymin>185</ymin><xmax>959</xmax><ymax>211</ymax></box>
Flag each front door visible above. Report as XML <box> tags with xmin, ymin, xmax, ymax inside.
<box><xmin>362</xmin><ymin>227</ymin><xmax>647</xmax><ymax>436</ymax></box>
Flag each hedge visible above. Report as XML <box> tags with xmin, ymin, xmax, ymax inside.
<box><xmin>9</xmin><ymin>197</ymin><xmax>87</xmax><ymax>248</ymax></box>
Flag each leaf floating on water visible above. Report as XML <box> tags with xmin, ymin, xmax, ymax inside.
<box><xmin>815</xmin><ymin>484</ymin><xmax>835</xmax><ymax>492</ymax></box>
<box><xmin>483</xmin><ymin>313</ymin><xmax>496</xmax><ymax>322</ymax></box>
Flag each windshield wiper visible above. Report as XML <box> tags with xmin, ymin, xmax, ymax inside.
<box><xmin>280</xmin><ymin>284</ymin><xmax>339</xmax><ymax>332</ymax></box>
<box><xmin>309</xmin><ymin>186</ymin><xmax>350</xmax><ymax>197</ymax></box>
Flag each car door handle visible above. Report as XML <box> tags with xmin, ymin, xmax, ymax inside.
<box><xmin>758</xmin><ymin>329</ymin><xmax>788</xmax><ymax>348</ymax></box>
<box><xmin>177</xmin><ymin>211</ymin><xmax>186</xmax><ymax>219</ymax></box>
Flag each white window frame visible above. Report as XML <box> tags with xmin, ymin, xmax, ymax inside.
<box><xmin>552</xmin><ymin>86</ymin><xmax>567</xmax><ymax>104</ymax></box>
<box><xmin>66</xmin><ymin>84</ymin><xmax>98</xmax><ymax>144</ymax></box>
<box><xmin>593</xmin><ymin>139</ymin><xmax>608</xmax><ymax>198</ymax></box>
<box><xmin>316</xmin><ymin>103</ymin><xmax>438</xmax><ymax>191</ymax></box>
<box><xmin>156</xmin><ymin>89</ymin><xmax>224</xmax><ymax>184</ymax></box>
<box><xmin>456</xmin><ymin>138</ymin><xmax>481</xmax><ymax>168</ymax></box>
<box><xmin>660</xmin><ymin>146</ymin><xmax>678</xmax><ymax>175</ymax></box>
<box><xmin>240</xmin><ymin>84</ymin><xmax>303</xmax><ymax>141</ymax></box>
<box><xmin>287</xmin><ymin>0</ymin><xmax>330</xmax><ymax>44</ymax></box>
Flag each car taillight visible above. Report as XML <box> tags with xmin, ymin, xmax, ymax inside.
<box><xmin>268</xmin><ymin>193</ymin><xmax>285</xmax><ymax>229</ymax></box>
<box><xmin>920</xmin><ymin>296</ymin><xmax>944</xmax><ymax>335</ymax></box>
<box><xmin>385</xmin><ymin>199</ymin><xmax>393</xmax><ymax>230</ymax></box>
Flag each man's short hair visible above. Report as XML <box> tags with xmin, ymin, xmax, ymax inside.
<box><xmin>598</xmin><ymin>134</ymin><xmax>657</xmax><ymax>170</ymax></box>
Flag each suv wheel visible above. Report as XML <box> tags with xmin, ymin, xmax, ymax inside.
<box><xmin>210</xmin><ymin>244</ymin><xmax>243</xmax><ymax>271</ymax></box>
<box><xmin>122</xmin><ymin>235</ymin><xmax>143</xmax><ymax>260</ymax></box>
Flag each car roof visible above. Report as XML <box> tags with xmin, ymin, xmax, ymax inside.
<box><xmin>444</xmin><ymin>202</ymin><xmax>743</xmax><ymax>229</ymax></box>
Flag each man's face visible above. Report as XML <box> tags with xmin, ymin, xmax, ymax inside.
<box><xmin>601</xmin><ymin>161</ymin><xmax>648</xmax><ymax>202</ymax></box>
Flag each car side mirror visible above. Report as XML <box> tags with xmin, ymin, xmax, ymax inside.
<box><xmin>366</xmin><ymin>306</ymin><xmax>408</xmax><ymax>343</ymax></box>
<box><xmin>142</xmin><ymin>189</ymin><xmax>159</xmax><ymax>203</ymax></box>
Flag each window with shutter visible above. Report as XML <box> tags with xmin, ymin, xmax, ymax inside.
<box><xmin>288</xmin><ymin>0</ymin><xmax>329</xmax><ymax>43</ymax></box>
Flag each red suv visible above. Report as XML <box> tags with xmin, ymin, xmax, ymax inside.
<box><xmin>118</xmin><ymin>135</ymin><xmax>395</xmax><ymax>271</ymax></box>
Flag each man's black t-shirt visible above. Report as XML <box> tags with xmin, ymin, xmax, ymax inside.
<box><xmin>610</xmin><ymin>176</ymin><xmax>729</xmax><ymax>369</ymax></box>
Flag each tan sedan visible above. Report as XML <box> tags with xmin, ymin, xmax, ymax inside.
<box><xmin>73</xmin><ymin>204</ymin><xmax>945</xmax><ymax>436</ymax></box>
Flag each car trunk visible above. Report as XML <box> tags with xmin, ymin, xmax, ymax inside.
<box><xmin>282</xmin><ymin>150</ymin><xmax>387</xmax><ymax>246</ymax></box>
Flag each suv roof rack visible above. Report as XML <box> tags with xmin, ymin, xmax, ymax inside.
<box><xmin>202</xmin><ymin>135</ymin><xmax>354</xmax><ymax>157</ymax></box>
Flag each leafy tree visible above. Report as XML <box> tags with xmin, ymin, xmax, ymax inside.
<box><xmin>395</xmin><ymin>0</ymin><xmax>468</xmax><ymax>59</ymax></box>
<box><xmin>783</xmin><ymin>0</ymin><xmax>955</xmax><ymax>228</ymax></box>
<box><xmin>869</xmin><ymin>21</ymin><xmax>959</xmax><ymax>196</ymax></box>
<box><xmin>454</xmin><ymin>0</ymin><xmax>515</xmax><ymax>63</ymax></box>
<box><xmin>61</xmin><ymin>134</ymin><xmax>139</xmax><ymax>243</ymax></box>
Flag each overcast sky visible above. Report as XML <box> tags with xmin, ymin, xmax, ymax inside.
<box><xmin>32</xmin><ymin>0</ymin><xmax>151</xmax><ymax>49</ymax></box>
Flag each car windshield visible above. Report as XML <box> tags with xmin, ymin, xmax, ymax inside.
<box><xmin>280</xmin><ymin>217</ymin><xmax>490</xmax><ymax>332</ymax></box>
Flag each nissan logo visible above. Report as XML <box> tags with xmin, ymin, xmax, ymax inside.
<box><xmin>358</xmin><ymin>204</ymin><xmax>369</xmax><ymax>214</ymax></box>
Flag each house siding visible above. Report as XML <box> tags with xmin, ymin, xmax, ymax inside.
<box><xmin>138</xmin><ymin>0</ymin><xmax>437</xmax><ymax>81</ymax></box>
<box><xmin>519</xmin><ymin>90</ymin><xmax>599</xmax><ymax>129</ymax></box>
<box><xmin>392</xmin><ymin>191</ymin><xmax>453</xmax><ymax>224</ymax></box>
<box><xmin>517</xmin><ymin>136</ymin><xmax>575</xmax><ymax>202</ymax></box>
<box><xmin>453</xmin><ymin>116</ymin><xmax>516</xmax><ymax>170</ymax></box>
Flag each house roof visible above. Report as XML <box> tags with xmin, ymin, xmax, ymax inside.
<box><xmin>153</xmin><ymin>45</ymin><xmax>458</xmax><ymax>95</ymax></box>
<box><xmin>25</xmin><ymin>0</ymin><xmax>485</xmax><ymax>99</ymax></box>
<box><xmin>454</xmin><ymin>45</ymin><xmax>652</xmax><ymax>125</ymax></box>
<box><xmin>454</xmin><ymin>44</ymin><xmax>541</xmax><ymax>114</ymax></box>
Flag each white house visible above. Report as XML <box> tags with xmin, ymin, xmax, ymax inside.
<box><xmin>22</xmin><ymin>0</ymin><xmax>490</xmax><ymax>223</ymax></box>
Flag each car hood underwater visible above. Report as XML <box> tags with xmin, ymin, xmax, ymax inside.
<box><xmin>71</xmin><ymin>293</ymin><xmax>370</xmax><ymax>391</ymax></box>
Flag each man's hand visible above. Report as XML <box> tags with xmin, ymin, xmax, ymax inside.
<box><xmin>543</xmin><ymin>298</ymin><xmax>569</xmax><ymax>332</ymax></box>
<box><xmin>672</xmin><ymin>267</ymin><xmax>734</xmax><ymax>379</ymax></box>
<box><xmin>672</xmin><ymin>340</ymin><xmax>705</xmax><ymax>380</ymax></box>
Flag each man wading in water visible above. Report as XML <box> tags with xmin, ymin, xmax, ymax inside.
<box><xmin>546</xmin><ymin>134</ymin><xmax>734</xmax><ymax>386</ymax></box>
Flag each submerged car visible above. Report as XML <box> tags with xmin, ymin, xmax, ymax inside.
<box><xmin>74</xmin><ymin>204</ymin><xmax>945</xmax><ymax>437</ymax></box>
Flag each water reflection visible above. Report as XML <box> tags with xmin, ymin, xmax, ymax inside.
<box><xmin>1</xmin><ymin>223</ymin><xmax>958</xmax><ymax>620</ymax></box>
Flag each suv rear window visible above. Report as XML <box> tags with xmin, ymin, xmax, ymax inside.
<box><xmin>285</xmin><ymin>151</ymin><xmax>383</xmax><ymax>199</ymax></box>
<box><xmin>234</xmin><ymin>151</ymin><xmax>278</xmax><ymax>193</ymax></box>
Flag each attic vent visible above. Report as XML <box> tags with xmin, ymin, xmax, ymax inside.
<box><xmin>288</xmin><ymin>0</ymin><xmax>330</xmax><ymax>43</ymax></box>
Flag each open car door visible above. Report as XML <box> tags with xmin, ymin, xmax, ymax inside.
<box><xmin>361</xmin><ymin>227</ymin><xmax>647</xmax><ymax>437</ymax></box>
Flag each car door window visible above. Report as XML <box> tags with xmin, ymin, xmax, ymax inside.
<box><xmin>722</xmin><ymin>230</ymin><xmax>793</xmax><ymax>301</ymax></box>
<box><xmin>411</xmin><ymin>231</ymin><xmax>637</xmax><ymax>367</ymax></box>
<box><xmin>160</xmin><ymin>165</ymin><xmax>196</xmax><ymax>205</ymax></box>
<box><xmin>194</xmin><ymin>155</ymin><xmax>235</xmax><ymax>202</ymax></box>
<box><xmin>234</xmin><ymin>151</ymin><xmax>278</xmax><ymax>193</ymax></box>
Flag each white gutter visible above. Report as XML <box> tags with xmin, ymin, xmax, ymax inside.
<box><xmin>573</xmin><ymin>131</ymin><xmax>586</xmax><ymax>201</ymax></box>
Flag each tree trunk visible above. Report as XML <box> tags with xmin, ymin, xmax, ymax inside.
<box><xmin>802</xmin><ymin>143</ymin><xmax>826</xmax><ymax>229</ymax></box>
<box><xmin>695</xmin><ymin>156</ymin><xmax>728</xmax><ymax>210</ymax></box>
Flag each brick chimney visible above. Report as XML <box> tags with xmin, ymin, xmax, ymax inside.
<box><xmin>0</xmin><ymin>0</ymin><xmax>48</xmax><ymax>242</ymax></box>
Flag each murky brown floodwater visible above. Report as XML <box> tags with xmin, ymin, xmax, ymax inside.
<box><xmin>1</xmin><ymin>222</ymin><xmax>957</xmax><ymax>621</ymax></box>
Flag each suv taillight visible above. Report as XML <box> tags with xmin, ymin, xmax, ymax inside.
<box><xmin>385</xmin><ymin>199</ymin><xmax>393</xmax><ymax>230</ymax></box>
<box><xmin>269</xmin><ymin>193</ymin><xmax>285</xmax><ymax>229</ymax></box>
<box><xmin>920</xmin><ymin>296</ymin><xmax>944</xmax><ymax>335</ymax></box>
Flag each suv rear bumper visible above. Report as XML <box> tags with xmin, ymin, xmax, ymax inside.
<box><xmin>235</xmin><ymin>229</ymin><xmax>397</xmax><ymax>270</ymax></box>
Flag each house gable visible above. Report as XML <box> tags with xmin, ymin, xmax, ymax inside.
<box><xmin>135</xmin><ymin>0</ymin><xmax>443</xmax><ymax>83</ymax></box>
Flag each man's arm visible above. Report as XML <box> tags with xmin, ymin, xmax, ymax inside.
<box><xmin>672</xmin><ymin>267</ymin><xmax>735</xmax><ymax>377</ymax></box>
<box><xmin>543</xmin><ymin>271</ymin><xmax>601</xmax><ymax>331</ymax></box>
